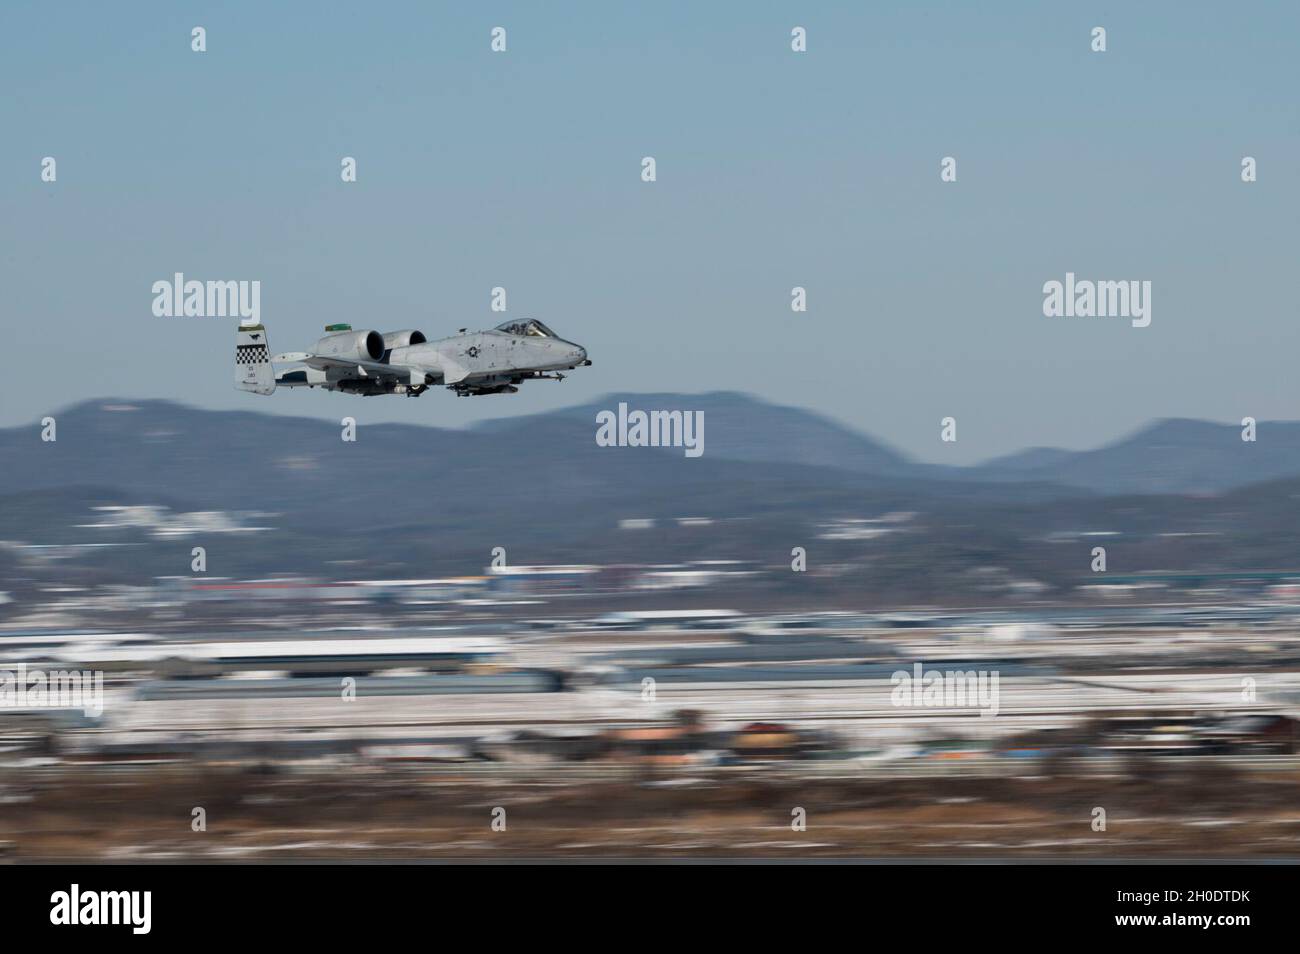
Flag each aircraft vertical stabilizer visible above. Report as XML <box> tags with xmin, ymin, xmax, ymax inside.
<box><xmin>235</xmin><ymin>323</ymin><xmax>275</xmax><ymax>395</ymax></box>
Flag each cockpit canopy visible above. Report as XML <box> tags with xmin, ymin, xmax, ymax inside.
<box><xmin>493</xmin><ymin>319</ymin><xmax>557</xmax><ymax>338</ymax></box>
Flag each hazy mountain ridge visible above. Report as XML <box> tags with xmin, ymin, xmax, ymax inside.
<box><xmin>2</xmin><ymin>395</ymin><xmax>1298</xmax><ymax>588</ymax></box>
<box><xmin>474</xmin><ymin>393</ymin><xmax>1297</xmax><ymax>496</ymax></box>
<box><xmin>473</xmin><ymin>391</ymin><xmax>919</xmax><ymax>478</ymax></box>
<box><xmin>974</xmin><ymin>417</ymin><xmax>1300</xmax><ymax>494</ymax></box>
<box><xmin>3</xmin><ymin>396</ymin><xmax>1295</xmax><ymax>507</ymax></box>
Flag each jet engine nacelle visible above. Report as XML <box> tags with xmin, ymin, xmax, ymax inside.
<box><xmin>382</xmin><ymin>329</ymin><xmax>427</xmax><ymax>349</ymax></box>
<box><xmin>314</xmin><ymin>329</ymin><xmax>385</xmax><ymax>362</ymax></box>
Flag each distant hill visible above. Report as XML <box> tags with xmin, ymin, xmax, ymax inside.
<box><xmin>473</xmin><ymin>391</ymin><xmax>918</xmax><ymax>478</ymax></box>
<box><xmin>478</xmin><ymin>395</ymin><xmax>1300</xmax><ymax>496</ymax></box>
<box><xmin>5</xmin><ymin>395</ymin><xmax>1294</xmax><ymax>514</ymax></box>
<box><xmin>2</xmin><ymin>397</ymin><xmax>1297</xmax><ymax>528</ymax></box>
<box><xmin>2</xmin><ymin>396</ymin><xmax>1299</xmax><ymax>589</ymax></box>
<box><xmin>0</xmin><ymin>395</ymin><xmax>1068</xmax><ymax>530</ymax></box>
<box><xmin>975</xmin><ymin>418</ymin><xmax>1300</xmax><ymax>495</ymax></box>
<box><xmin>0</xmin><ymin>395</ymin><xmax>1055</xmax><ymax>583</ymax></box>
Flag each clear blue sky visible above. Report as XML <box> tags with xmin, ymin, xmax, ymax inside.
<box><xmin>2</xmin><ymin>1</ymin><xmax>1297</xmax><ymax>463</ymax></box>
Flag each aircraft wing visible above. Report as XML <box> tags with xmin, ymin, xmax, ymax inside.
<box><xmin>282</xmin><ymin>353</ymin><xmax>406</xmax><ymax>380</ymax></box>
<box><xmin>273</xmin><ymin>350</ymin><xmax>439</xmax><ymax>386</ymax></box>
<box><xmin>439</xmin><ymin>353</ymin><xmax>473</xmax><ymax>385</ymax></box>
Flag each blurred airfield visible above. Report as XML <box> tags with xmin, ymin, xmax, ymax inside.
<box><xmin>5</xmin><ymin>398</ymin><xmax>1300</xmax><ymax>858</ymax></box>
<box><xmin>4</xmin><ymin>583</ymin><xmax>1300</xmax><ymax>860</ymax></box>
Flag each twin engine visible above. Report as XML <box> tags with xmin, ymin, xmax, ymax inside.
<box><xmin>381</xmin><ymin>329</ymin><xmax>427</xmax><ymax>349</ymax></box>
<box><xmin>314</xmin><ymin>329</ymin><xmax>386</xmax><ymax>362</ymax></box>
<box><xmin>311</xmin><ymin>326</ymin><xmax>427</xmax><ymax>369</ymax></box>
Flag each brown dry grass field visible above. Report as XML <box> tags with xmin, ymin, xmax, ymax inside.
<box><xmin>4</xmin><ymin>760</ymin><xmax>1300</xmax><ymax>861</ymax></box>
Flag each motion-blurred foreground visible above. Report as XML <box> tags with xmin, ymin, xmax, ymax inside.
<box><xmin>3</xmin><ymin>398</ymin><xmax>1300</xmax><ymax>859</ymax></box>
<box><xmin>4</xmin><ymin>601</ymin><xmax>1300</xmax><ymax>859</ymax></box>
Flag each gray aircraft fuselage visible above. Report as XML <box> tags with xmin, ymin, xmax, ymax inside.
<box><xmin>238</xmin><ymin>318</ymin><xmax>590</xmax><ymax>398</ymax></box>
<box><xmin>395</xmin><ymin>324</ymin><xmax>588</xmax><ymax>395</ymax></box>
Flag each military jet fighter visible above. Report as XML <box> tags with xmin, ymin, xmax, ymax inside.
<box><xmin>235</xmin><ymin>319</ymin><xmax>590</xmax><ymax>398</ymax></box>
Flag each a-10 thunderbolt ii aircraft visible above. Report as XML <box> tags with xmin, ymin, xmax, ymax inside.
<box><xmin>235</xmin><ymin>319</ymin><xmax>590</xmax><ymax>398</ymax></box>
